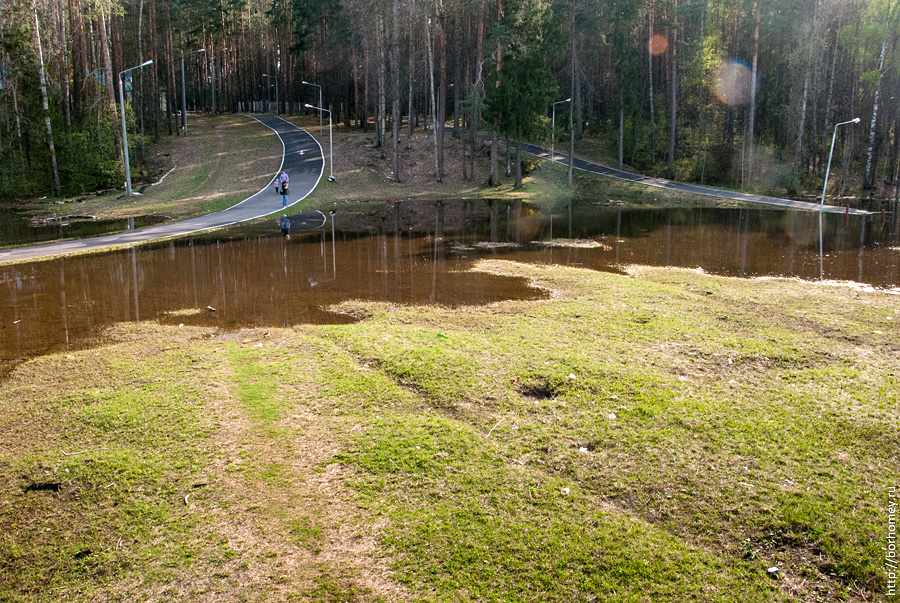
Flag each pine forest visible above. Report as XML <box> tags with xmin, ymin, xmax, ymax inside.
<box><xmin>1</xmin><ymin>0</ymin><xmax>899</xmax><ymax>204</ymax></box>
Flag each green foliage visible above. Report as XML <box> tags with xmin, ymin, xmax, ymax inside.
<box><xmin>485</xmin><ymin>0</ymin><xmax>564</xmax><ymax>142</ymax></box>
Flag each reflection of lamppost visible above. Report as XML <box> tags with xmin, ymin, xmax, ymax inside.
<box><xmin>211</xmin><ymin>47</ymin><xmax>228</xmax><ymax>115</ymax></box>
<box><xmin>329</xmin><ymin>209</ymin><xmax>336</xmax><ymax>276</ymax></box>
<box><xmin>181</xmin><ymin>47</ymin><xmax>205</xmax><ymax>136</ymax></box>
<box><xmin>819</xmin><ymin>117</ymin><xmax>860</xmax><ymax>280</ymax></box>
<box><xmin>551</xmin><ymin>97</ymin><xmax>571</xmax><ymax>162</ymax></box>
<box><xmin>305</xmin><ymin>103</ymin><xmax>335</xmax><ymax>182</ymax></box>
<box><xmin>302</xmin><ymin>81</ymin><xmax>322</xmax><ymax>134</ymax></box>
<box><xmin>119</xmin><ymin>59</ymin><xmax>153</xmax><ymax>196</ymax></box>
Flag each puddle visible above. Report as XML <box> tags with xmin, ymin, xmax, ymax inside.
<box><xmin>1</xmin><ymin>200</ymin><xmax>899</xmax><ymax>379</ymax></box>
<box><xmin>0</xmin><ymin>207</ymin><xmax>170</xmax><ymax>248</ymax></box>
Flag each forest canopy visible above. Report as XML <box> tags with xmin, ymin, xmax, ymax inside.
<box><xmin>1</xmin><ymin>0</ymin><xmax>898</xmax><ymax>202</ymax></box>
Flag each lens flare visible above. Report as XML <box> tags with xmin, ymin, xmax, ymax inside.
<box><xmin>713</xmin><ymin>60</ymin><xmax>754</xmax><ymax>106</ymax></box>
<box><xmin>649</xmin><ymin>34</ymin><xmax>669</xmax><ymax>56</ymax></box>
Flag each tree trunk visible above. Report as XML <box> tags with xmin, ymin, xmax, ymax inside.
<box><xmin>31</xmin><ymin>0</ymin><xmax>61</xmax><ymax>195</ymax></box>
<box><xmin>407</xmin><ymin>10</ymin><xmax>414</xmax><ymax>148</ymax></box>
<box><xmin>667</xmin><ymin>0</ymin><xmax>678</xmax><ymax>180</ymax></box>
<box><xmin>99</xmin><ymin>7</ymin><xmax>119</xmax><ymax>147</ymax></box>
<box><xmin>68</xmin><ymin>0</ymin><xmax>85</xmax><ymax>124</ymax></box>
<box><xmin>820</xmin><ymin>21</ymin><xmax>839</xmax><ymax>175</ymax></box>
<box><xmin>489</xmin><ymin>0</ymin><xmax>504</xmax><ymax>187</ymax></box>
<box><xmin>648</xmin><ymin>0</ymin><xmax>655</xmax><ymax>157</ymax></box>
<box><xmin>165</xmin><ymin>5</ymin><xmax>176</xmax><ymax>135</ymax></box>
<box><xmin>619</xmin><ymin>83</ymin><xmax>624</xmax><ymax>170</ymax></box>
<box><xmin>745</xmin><ymin>0</ymin><xmax>759</xmax><ymax>186</ymax></box>
<box><xmin>568</xmin><ymin>0</ymin><xmax>574</xmax><ymax>186</ymax></box>
<box><xmin>376</xmin><ymin>15</ymin><xmax>386</xmax><ymax>150</ymax></box>
<box><xmin>792</xmin><ymin>0</ymin><xmax>818</xmax><ymax>177</ymax></box>
<box><xmin>363</xmin><ymin>43</ymin><xmax>369</xmax><ymax>132</ymax></box>
<box><xmin>470</xmin><ymin>4</ymin><xmax>484</xmax><ymax>182</ymax></box>
<box><xmin>137</xmin><ymin>0</ymin><xmax>145</xmax><ymax>140</ymax></box>
<box><xmin>391</xmin><ymin>0</ymin><xmax>401</xmax><ymax>182</ymax></box>
<box><xmin>864</xmin><ymin>39</ymin><xmax>887</xmax><ymax>189</ymax></box>
<box><xmin>350</xmin><ymin>43</ymin><xmax>358</xmax><ymax>127</ymax></box>
<box><xmin>426</xmin><ymin>14</ymin><xmax>439</xmax><ymax>180</ymax></box>
<box><xmin>56</xmin><ymin>0</ymin><xmax>71</xmax><ymax>134</ymax></box>
<box><xmin>437</xmin><ymin>1</ymin><xmax>446</xmax><ymax>181</ymax></box>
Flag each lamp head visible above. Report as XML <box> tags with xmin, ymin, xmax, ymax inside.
<box><xmin>305</xmin><ymin>103</ymin><xmax>314</xmax><ymax>108</ymax></box>
<box><xmin>851</xmin><ymin>117</ymin><xmax>861</xmax><ymax>123</ymax></box>
<box><xmin>141</xmin><ymin>59</ymin><xmax>154</xmax><ymax>67</ymax></box>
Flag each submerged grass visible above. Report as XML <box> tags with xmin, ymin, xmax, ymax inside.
<box><xmin>0</xmin><ymin>263</ymin><xmax>897</xmax><ymax>601</ymax></box>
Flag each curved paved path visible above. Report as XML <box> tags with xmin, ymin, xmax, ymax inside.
<box><xmin>0</xmin><ymin>114</ymin><xmax>324</xmax><ymax>264</ymax></box>
<box><xmin>519</xmin><ymin>141</ymin><xmax>874</xmax><ymax>216</ymax></box>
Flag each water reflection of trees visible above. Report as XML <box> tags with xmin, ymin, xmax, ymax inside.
<box><xmin>2</xmin><ymin>201</ymin><xmax>898</xmax><ymax>376</ymax></box>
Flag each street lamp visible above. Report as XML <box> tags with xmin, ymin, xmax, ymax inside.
<box><xmin>262</xmin><ymin>74</ymin><xmax>278</xmax><ymax>113</ymax></box>
<box><xmin>819</xmin><ymin>116</ymin><xmax>860</xmax><ymax>280</ymax></box>
<box><xmin>820</xmin><ymin>117</ymin><xmax>861</xmax><ymax>210</ymax></box>
<box><xmin>119</xmin><ymin>59</ymin><xmax>153</xmax><ymax>196</ymax></box>
<box><xmin>211</xmin><ymin>47</ymin><xmax>228</xmax><ymax>115</ymax></box>
<box><xmin>181</xmin><ymin>47</ymin><xmax>205</xmax><ymax>136</ymax></box>
<box><xmin>302</xmin><ymin>81</ymin><xmax>322</xmax><ymax>134</ymax></box>
<box><xmin>551</xmin><ymin>98</ymin><xmax>571</xmax><ymax>162</ymax></box>
<box><xmin>305</xmin><ymin>103</ymin><xmax>335</xmax><ymax>182</ymax></box>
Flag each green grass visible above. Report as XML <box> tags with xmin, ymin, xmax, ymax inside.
<box><xmin>1</xmin><ymin>264</ymin><xmax>896</xmax><ymax>601</ymax></box>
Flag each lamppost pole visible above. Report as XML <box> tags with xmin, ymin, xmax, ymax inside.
<box><xmin>119</xmin><ymin>59</ymin><xmax>153</xmax><ymax>196</ymax></box>
<box><xmin>551</xmin><ymin>98</ymin><xmax>571</xmax><ymax>162</ymax></box>
<box><xmin>181</xmin><ymin>47</ymin><xmax>205</xmax><ymax>136</ymax></box>
<box><xmin>211</xmin><ymin>47</ymin><xmax>228</xmax><ymax>115</ymax></box>
<box><xmin>306</xmin><ymin>103</ymin><xmax>334</xmax><ymax>182</ymax></box>
<box><xmin>302</xmin><ymin>81</ymin><xmax>322</xmax><ymax>134</ymax></box>
<box><xmin>819</xmin><ymin>116</ymin><xmax>860</xmax><ymax>280</ymax></box>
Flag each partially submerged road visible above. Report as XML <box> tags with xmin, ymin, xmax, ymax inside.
<box><xmin>0</xmin><ymin>114</ymin><xmax>324</xmax><ymax>264</ymax></box>
<box><xmin>521</xmin><ymin>142</ymin><xmax>874</xmax><ymax>216</ymax></box>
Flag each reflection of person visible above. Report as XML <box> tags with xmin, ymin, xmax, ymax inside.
<box><xmin>280</xmin><ymin>215</ymin><xmax>290</xmax><ymax>239</ymax></box>
<box><xmin>279</xmin><ymin>170</ymin><xmax>289</xmax><ymax>208</ymax></box>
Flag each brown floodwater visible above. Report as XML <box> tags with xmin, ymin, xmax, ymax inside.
<box><xmin>2</xmin><ymin>202</ymin><xmax>898</xmax><ymax>378</ymax></box>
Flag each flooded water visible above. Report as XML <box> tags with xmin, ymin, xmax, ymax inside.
<box><xmin>1</xmin><ymin>201</ymin><xmax>898</xmax><ymax>377</ymax></box>
<box><xmin>0</xmin><ymin>207</ymin><xmax>170</xmax><ymax>247</ymax></box>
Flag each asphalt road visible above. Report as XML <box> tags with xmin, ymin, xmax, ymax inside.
<box><xmin>522</xmin><ymin>141</ymin><xmax>873</xmax><ymax>216</ymax></box>
<box><xmin>0</xmin><ymin>114</ymin><xmax>324</xmax><ymax>264</ymax></box>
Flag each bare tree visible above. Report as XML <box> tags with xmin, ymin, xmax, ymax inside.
<box><xmin>392</xmin><ymin>0</ymin><xmax>401</xmax><ymax>181</ymax></box>
<box><xmin>31</xmin><ymin>0</ymin><xmax>61</xmax><ymax>195</ymax></box>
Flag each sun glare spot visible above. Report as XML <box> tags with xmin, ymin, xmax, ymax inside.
<box><xmin>649</xmin><ymin>34</ymin><xmax>668</xmax><ymax>55</ymax></box>
<box><xmin>712</xmin><ymin>60</ymin><xmax>754</xmax><ymax>106</ymax></box>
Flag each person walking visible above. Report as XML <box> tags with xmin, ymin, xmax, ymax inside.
<box><xmin>278</xmin><ymin>170</ymin><xmax>290</xmax><ymax>208</ymax></box>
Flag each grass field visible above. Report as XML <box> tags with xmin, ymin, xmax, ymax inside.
<box><xmin>1</xmin><ymin>261</ymin><xmax>896</xmax><ymax>602</ymax></box>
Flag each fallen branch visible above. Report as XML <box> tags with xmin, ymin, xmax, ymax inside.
<box><xmin>487</xmin><ymin>418</ymin><xmax>505</xmax><ymax>437</ymax></box>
